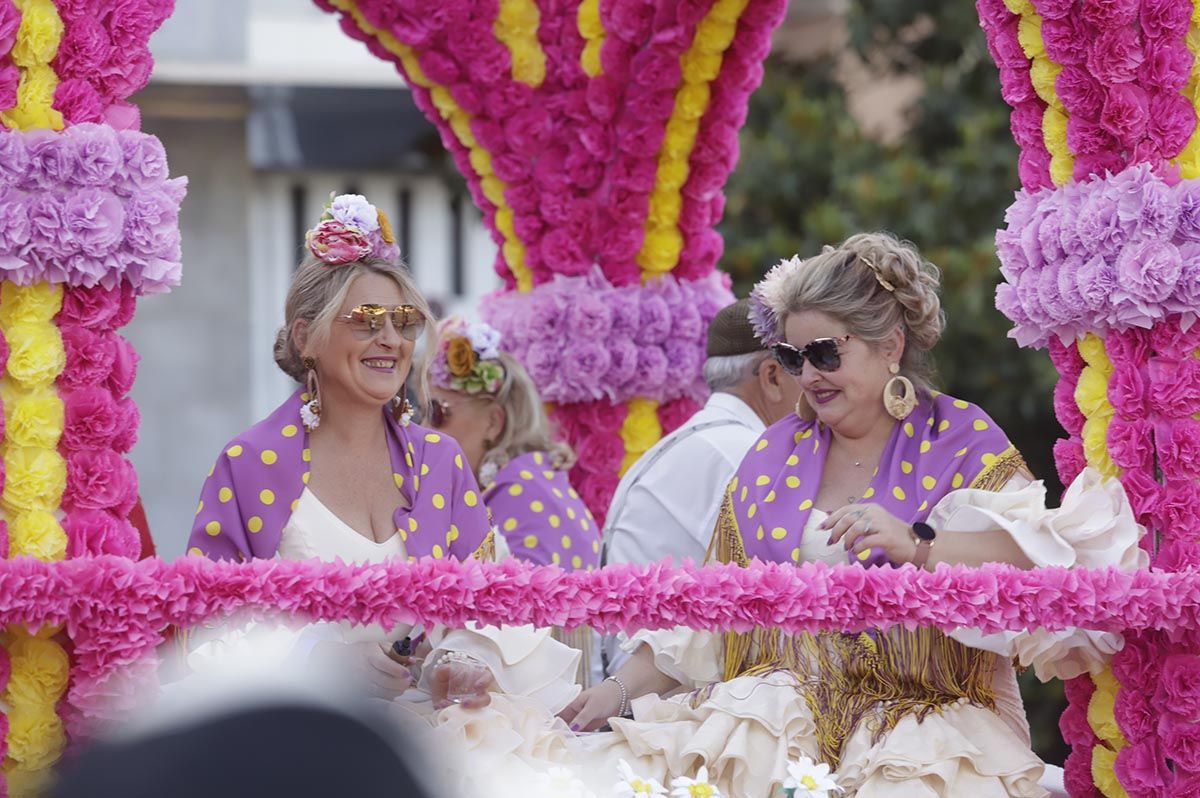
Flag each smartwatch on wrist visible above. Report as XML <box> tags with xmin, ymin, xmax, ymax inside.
<box><xmin>910</xmin><ymin>522</ymin><xmax>936</xmax><ymax>570</ymax></box>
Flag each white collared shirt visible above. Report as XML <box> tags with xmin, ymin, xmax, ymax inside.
<box><xmin>604</xmin><ymin>391</ymin><xmax>766</xmax><ymax>566</ymax></box>
<box><xmin>597</xmin><ymin>392</ymin><xmax>764</xmax><ymax>679</ymax></box>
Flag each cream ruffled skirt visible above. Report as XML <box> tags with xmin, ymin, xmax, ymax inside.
<box><xmin>407</xmin><ymin>671</ymin><xmax>1050</xmax><ymax>798</ymax></box>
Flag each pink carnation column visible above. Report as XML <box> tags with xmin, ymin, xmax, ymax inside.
<box><xmin>0</xmin><ymin>0</ymin><xmax>181</xmax><ymax>792</ymax></box>
<box><xmin>980</xmin><ymin>0</ymin><xmax>1200</xmax><ymax>794</ymax></box>
<box><xmin>318</xmin><ymin>0</ymin><xmax>790</xmax><ymax>524</ymax></box>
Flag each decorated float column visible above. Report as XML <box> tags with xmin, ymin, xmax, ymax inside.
<box><xmin>317</xmin><ymin>0</ymin><xmax>790</xmax><ymax>525</ymax></box>
<box><xmin>0</xmin><ymin>0</ymin><xmax>183</xmax><ymax>793</ymax></box>
<box><xmin>979</xmin><ymin>0</ymin><xmax>1200</xmax><ymax>794</ymax></box>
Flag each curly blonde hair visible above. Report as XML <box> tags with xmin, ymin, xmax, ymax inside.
<box><xmin>775</xmin><ymin>231</ymin><xmax>945</xmax><ymax>394</ymax></box>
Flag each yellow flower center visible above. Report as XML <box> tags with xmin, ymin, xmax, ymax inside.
<box><xmin>688</xmin><ymin>784</ymin><xmax>715</xmax><ymax>798</ymax></box>
<box><xmin>632</xmin><ymin>780</ymin><xmax>653</xmax><ymax>794</ymax></box>
<box><xmin>801</xmin><ymin>776</ymin><xmax>818</xmax><ymax>789</ymax></box>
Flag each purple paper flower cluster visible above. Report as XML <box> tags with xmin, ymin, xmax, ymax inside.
<box><xmin>480</xmin><ymin>268</ymin><xmax>733</xmax><ymax>404</ymax></box>
<box><xmin>0</xmin><ymin>124</ymin><xmax>187</xmax><ymax>295</ymax></box>
<box><xmin>996</xmin><ymin>162</ymin><xmax>1200</xmax><ymax>347</ymax></box>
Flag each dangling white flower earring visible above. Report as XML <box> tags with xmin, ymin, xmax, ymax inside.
<box><xmin>393</xmin><ymin>394</ymin><xmax>414</xmax><ymax>426</ymax></box>
<box><xmin>301</xmin><ymin>357</ymin><xmax>321</xmax><ymax>431</ymax></box>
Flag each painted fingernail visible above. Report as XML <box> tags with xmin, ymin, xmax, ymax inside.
<box><xmin>826</xmin><ymin>538</ymin><xmax>833</xmax><ymax>546</ymax></box>
<box><xmin>570</xmin><ymin>723</ymin><xmax>580</xmax><ymax>732</ymax></box>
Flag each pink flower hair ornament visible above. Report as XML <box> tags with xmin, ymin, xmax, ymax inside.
<box><xmin>305</xmin><ymin>193</ymin><xmax>401</xmax><ymax>266</ymax></box>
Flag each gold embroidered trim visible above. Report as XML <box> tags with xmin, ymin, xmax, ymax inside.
<box><xmin>472</xmin><ymin>529</ymin><xmax>497</xmax><ymax>562</ymax></box>
<box><xmin>709</xmin><ymin>445</ymin><xmax>1023</xmax><ymax>767</ymax></box>
<box><xmin>969</xmin><ymin>445</ymin><xmax>1031</xmax><ymax>492</ymax></box>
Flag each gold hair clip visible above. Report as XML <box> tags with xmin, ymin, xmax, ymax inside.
<box><xmin>859</xmin><ymin>255</ymin><xmax>895</xmax><ymax>292</ymax></box>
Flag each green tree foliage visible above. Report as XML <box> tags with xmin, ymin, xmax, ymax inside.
<box><xmin>719</xmin><ymin>0</ymin><xmax>1068</xmax><ymax>764</ymax></box>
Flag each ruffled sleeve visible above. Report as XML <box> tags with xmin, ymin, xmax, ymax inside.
<box><xmin>938</xmin><ymin>466</ymin><xmax>1149</xmax><ymax>680</ymax></box>
<box><xmin>621</xmin><ymin>627</ymin><xmax>723</xmax><ymax>690</ymax></box>
<box><xmin>422</xmin><ymin>625</ymin><xmax>582</xmax><ymax>714</ymax></box>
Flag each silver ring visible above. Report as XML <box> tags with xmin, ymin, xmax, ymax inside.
<box><xmin>862</xmin><ymin>520</ymin><xmax>871</xmax><ymax>534</ymax></box>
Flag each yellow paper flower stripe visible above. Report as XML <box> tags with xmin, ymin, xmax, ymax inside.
<box><xmin>1074</xmin><ymin>333</ymin><xmax>1119</xmax><ymax>479</ymax></box>
<box><xmin>1013</xmin><ymin>10</ymin><xmax>1073</xmax><ymax>186</ymax></box>
<box><xmin>494</xmin><ymin>0</ymin><xmax>545</xmax><ymax>87</ymax></box>
<box><xmin>1089</xmin><ymin>667</ymin><xmax>1129</xmax><ymax>798</ymax></box>
<box><xmin>636</xmin><ymin>0</ymin><xmax>750</xmax><ymax>279</ymax></box>
<box><xmin>0</xmin><ymin>282</ymin><xmax>67</xmax><ymax>795</ymax></box>
<box><xmin>577</xmin><ymin>0</ymin><xmax>604</xmax><ymax>77</ymax></box>
<box><xmin>332</xmin><ymin>0</ymin><xmax>533</xmax><ymax>292</ymax></box>
<box><xmin>1173</xmin><ymin>1</ymin><xmax>1200</xmax><ymax>178</ymax></box>
<box><xmin>619</xmin><ymin>398</ymin><xmax>662</xmax><ymax>475</ymax></box>
<box><xmin>0</xmin><ymin>0</ymin><xmax>64</xmax><ymax>131</ymax></box>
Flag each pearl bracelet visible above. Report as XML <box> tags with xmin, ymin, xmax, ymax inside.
<box><xmin>605</xmin><ymin>675</ymin><xmax>630</xmax><ymax>718</ymax></box>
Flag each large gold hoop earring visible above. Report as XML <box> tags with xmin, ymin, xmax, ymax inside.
<box><xmin>795</xmin><ymin>394</ymin><xmax>816</xmax><ymax>422</ymax></box>
<box><xmin>883</xmin><ymin>364</ymin><xmax>918</xmax><ymax>420</ymax></box>
<box><xmin>302</xmin><ymin>357</ymin><xmax>321</xmax><ymax>431</ymax></box>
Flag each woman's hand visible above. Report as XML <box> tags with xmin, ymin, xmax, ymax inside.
<box><xmin>559</xmin><ymin>679</ymin><xmax>624</xmax><ymax>732</ymax></box>
<box><xmin>429</xmin><ymin>653</ymin><xmax>494</xmax><ymax>710</ymax></box>
<box><xmin>822</xmin><ymin>502</ymin><xmax>917</xmax><ymax>564</ymax></box>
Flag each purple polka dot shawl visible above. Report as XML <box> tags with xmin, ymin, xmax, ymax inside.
<box><xmin>484</xmin><ymin>451</ymin><xmax>601</xmax><ymax>570</ymax></box>
<box><xmin>723</xmin><ymin>393</ymin><xmax>1025</xmax><ymax>566</ymax></box>
<box><xmin>188</xmin><ymin>390</ymin><xmax>491</xmax><ymax>562</ymax></box>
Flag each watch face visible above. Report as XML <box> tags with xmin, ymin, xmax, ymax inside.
<box><xmin>912</xmin><ymin>522</ymin><xmax>936</xmax><ymax>541</ymax></box>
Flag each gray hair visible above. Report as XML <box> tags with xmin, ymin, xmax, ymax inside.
<box><xmin>703</xmin><ymin>351</ymin><xmax>769</xmax><ymax>393</ymax></box>
<box><xmin>273</xmin><ymin>255</ymin><xmax>436</xmax><ymax>401</ymax></box>
<box><xmin>775</xmin><ymin>231</ymin><xmax>944</xmax><ymax>395</ymax></box>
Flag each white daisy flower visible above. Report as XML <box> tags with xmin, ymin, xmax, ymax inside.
<box><xmin>781</xmin><ymin>757</ymin><xmax>842</xmax><ymax>798</ymax></box>
<box><xmin>669</xmin><ymin>766</ymin><xmax>720</xmax><ymax>798</ymax></box>
<box><xmin>614</xmin><ymin>760</ymin><xmax>667</xmax><ymax>798</ymax></box>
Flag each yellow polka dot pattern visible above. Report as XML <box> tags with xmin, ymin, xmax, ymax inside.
<box><xmin>486</xmin><ymin>452</ymin><xmax>601</xmax><ymax>570</ymax></box>
<box><xmin>730</xmin><ymin>395</ymin><xmax>1013</xmax><ymax>561</ymax></box>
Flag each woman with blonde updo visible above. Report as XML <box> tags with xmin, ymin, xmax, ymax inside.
<box><xmin>559</xmin><ymin>232</ymin><xmax>1146</xmax><ymax>798</ymax></box>
<box><xmin>425</xmin><ymin>316</ymin><xmax>600</xmax><ymax>572</ymax></box>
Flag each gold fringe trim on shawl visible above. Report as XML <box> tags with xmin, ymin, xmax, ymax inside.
<box><xmin>472</xmin><ymin>530</ymin><xmax>497</xmax><ymax>562</ymax></box>
<box><xmin>969</xmin><ymin>445</ymin><xmax>1031</xmax><ymax>491</ymax></box>
<box><xmin>710</xmin><ymin>485</ymin><xmax>999</xmax><ymax>768</ymax></box>
<box><xmin>552</xmin><ymin>626</ymin><xmax>596</xmax><ymax>688</ymax></box>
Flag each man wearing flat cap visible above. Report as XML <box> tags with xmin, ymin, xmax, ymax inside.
<box><xmin>597</xmin><ymin>298</ymin><xmax>803</xmax><ymax>678</ymax></box>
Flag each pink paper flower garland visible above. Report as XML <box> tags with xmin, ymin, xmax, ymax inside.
<box><xmin>51</xmin><ymin>0</ymin><xmax>175</xmax><ymax>131</ymax></box>
<box><xmin>0</xmin><ymin>123</ymin><xmax>187</xmax><ymax>294</ymax></box>
<box><xmin>0</xmin><ymin>553</ymin><xmax>1189</xmax><ymax>725</ymax></box>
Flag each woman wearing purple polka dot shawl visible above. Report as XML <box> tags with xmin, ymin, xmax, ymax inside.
<box><xmin>424</xmin><ymin>316</ymin><xmax>601</xmax><ymax>572</ymax></box>
<box><xmin>561</xmin><ymin>233</ymin><xmax>1146</xmax><ymax>798</ymax></box>
<box><xmin>184</xmin><ymin>198</ymin><xmax>584</xmax><ymax>722</ymax></box>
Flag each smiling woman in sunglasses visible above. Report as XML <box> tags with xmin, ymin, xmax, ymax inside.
<box><xmin>560</xmin><ymin>232</ymin><xmax>1146</xmax><ymax>798</ymax></box>
<box><xmin>185</xmin><ymin>196</ymin><xmax>582</xmax><ymax>726</ymax></box>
